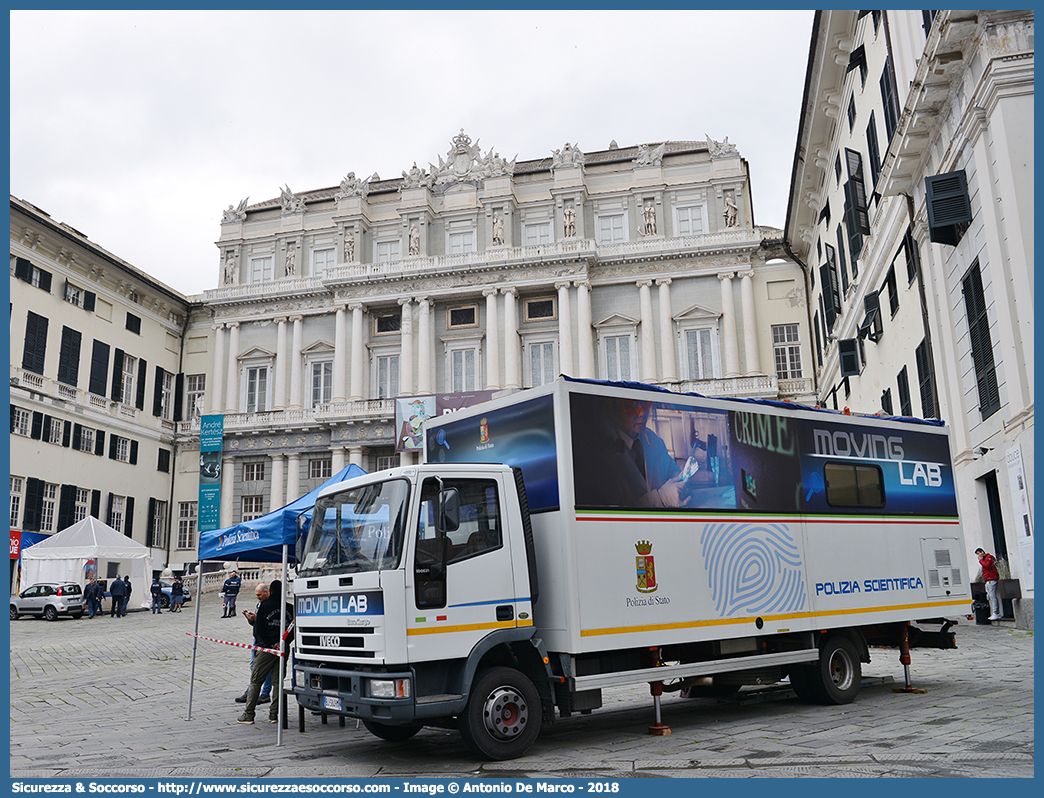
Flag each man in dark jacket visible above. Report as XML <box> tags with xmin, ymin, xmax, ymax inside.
<box><xmin>108</xmin><ymin>576</ymin><xmax>126</xmax><ymax>617</ymax></box>
<box><xmin>238</xmin><ymin>580</ymin><xmax>293</xmax><ymax>725</ymax></box>
<box><xmin>122</xmin><ymin>576</ymin><xmax>132</xmax><ymax>616</ymax></box>
<box><xmin>221</xmin><ymin>570</ymin><xmax>242</xmax><ymax>618</ymax></box>
<box><xmin>150</xmin><ymin>576</ymin><xmax>163</xmax><ymax>614</ymax></box>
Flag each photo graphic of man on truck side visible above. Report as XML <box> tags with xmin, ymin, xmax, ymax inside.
<box><xmin>577</xmin><ymin>398</ymin><xmax>689</xmax><ymax>508</ymax></box>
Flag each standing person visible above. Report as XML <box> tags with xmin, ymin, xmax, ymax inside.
<box><xmin>235</xmin><ymin>582</ymin><xmax>272</xmax><ymax>706</ymax></box>
<box><xmin>108</xmin><ymin>576</ymin><xmax>125</xmax><ymax>618</ymax></box>
<box><xmin>121</xmin><ymin>575</ymin><xmax>132</xmax><ymax>616</ymax></box>
<box><xmin>85</xmin><ymin>578</ymin><xmax>102</xmax><ymax>618</ymax></box>
<box><xmin>170</xmin><ymin>575</ymin><xmax>184</xmax><ymax>612</ymax></box>
<box><xmin>237</xmin><ymin>580</ymin><xmax>293</xmax><ymax>725</ymax></box>
<box><xmin>221</xmin><ymin>570</ymin><xmax>242</xmax><ymax>618</ymax></box>
<box><xmin>150</xmin><ymin>576</ymin><xmax>163</xmax><ymax>614</ymax></box>
<box><xmin>976</xmin><ymin>548</ymin><xmax>1001</xmax><ymax>620</ymax></box>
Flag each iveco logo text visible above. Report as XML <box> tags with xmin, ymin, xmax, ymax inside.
<box><xmin>298</xmin><ymin>594</ymin><xmax>369</xmax><ymax>614</ymax></box>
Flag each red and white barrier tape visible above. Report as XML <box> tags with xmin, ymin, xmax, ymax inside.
<box><xmin>186</xmin><ymin>620</ymin><xmax>294</xmax><ymax>657</ymax></box>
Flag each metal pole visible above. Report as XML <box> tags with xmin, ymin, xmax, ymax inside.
<box><xmin>276</xmin><ymin>545</ymin><xmax>288</xmax><ymax>746</ymax></box>
<box><xmin>187</xmin><ymin>559</ymin><xmax>204</xmax><ymax>720</ymax></box>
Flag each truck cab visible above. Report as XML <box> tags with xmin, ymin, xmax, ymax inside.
<box><xmin>292</xmin><ymin>463</ymin><xmax>545</xmax><ymax>758</ymax></box>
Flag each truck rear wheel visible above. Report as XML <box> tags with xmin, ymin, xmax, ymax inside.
<box><xmin>458</xmin><ymin>666</ymin><xmax>540</xmax><ymax>760</ymax></box>
<box><xmin>362</xmin><ymin>719</ymin><xmax>423</xmax><ymax>742</ymax></box>
<box><xmin>810</xmin><ymin>635</ymin><xmax>861</xmax><ymax>705</ymax></box>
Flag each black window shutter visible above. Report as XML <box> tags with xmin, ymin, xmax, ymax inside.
<box><xmin>146</xmin><ymin>498</ymin><xmax>157</xmax><ymax>547</ymax></box>
<box><xmin>31</xmin><ymin>411</ymin><xmax>43</xmax><ymax>440</ymax></box>
<box><xmin>845</xmin><ymin>149</ymin><xmax>870</xmax><ymax>234</ymax></box>
<box><xmin>91</xmin><ymin>489</ymin><xmax>101</xmax><ymax>519</ymax></box>
<box><xmin>57</xmin><ymin>326</ymin><xmax>82</xmax><ymax>386</ymax></box>
<box><xmin>109</xmin><ymin>435</ymin><xmax>118</xmax><ymax>460</ymax></box>
<box><xmin>897</xmin><ymin>366</ymin><xmax>912</xmax><ymax>416</ymax></box>
<box><xmin>111</xmin><ymin>349</ymin><xmax>125</xmax><ymax>401</ymax></box>
<box><xmin>136</xmin><ymin>358</ymin><xmax>148</xmax><ymax>410</ymax></box>
<box><xmin>838</xmin><ymin>338</ymin><xmax>861</xmax><ymax>377</ymax></box>
<box><xmin>14</xmin><ymin>257</ymin><xmax>31</xmax><ymax>282</ymax></box>
<box><xmin>106</xmin><ymin>493</ymin><xmax>114</xmax><ymax>527</ymax></box>
<box><xmin>10</xmin><ymin>405</ymin><xmax>16</xmax><ymax>433</ymax></box>
<box><xmin>89</xmin><ymin>340</ymin><xmax>110</xmax><ymax>396</ymax></box>
<box><xmin>95</xmin><ymin>430</ymin><xmax>106</xmax><ymax>457</ymax></box>
<box><xmin>84</xmin><ymin>291</ymin><xmax>96</xmax><ymax>312</ymax></box>
<box><xmin>926</xmin><ymin>171</ymin><xmax>973</xmax><ymax>246</ymax></box>
<box><xmin>174</xmin><ymin>373</ymin><xmax>185</xmax><ymax>421</ymax></box>
<box><xmin>158</xmin><ymin>448</ymin><xmax>171</xmax><ymax>473</ymax></box>
<box><xmin>72</xmin><ymin>423</ymin><xmax>83</xmax><ymax>450</ymax></box>
<box><xmin>962</xmin><ymin>264</ymin><xmax>1000</xmax><ymax>417</ymax></box>
<box><xmin>62</xmin><ymin>420</ymin><xmax>72</xmax><ymax>447</ymax></box>
<box><xmin>38</xmin><ymin>270</ymin><xmax>52</xmax><ymax>293</ymax></box>
<box><xmin>42</xmin><ymin>415</ymin><xmax>52</xmax><ymax>440</ymax></box>
<box><xmin>58</xmin><ymin>484</ymin><xmax>77</xmax><ymax>531</ymax></box>
<box><xmin>125</xmin><ymin>497</ymin><xmax>135</xmax><ymax>537</ymax></box>
<box><xmin>835</xmin><ymin>224</ymin><xmax>851</xmax><ymax>280</ymax></box>
<box><xmin>915</xmin><ymin>340</ymin><xmax>937</xmax><ymax>419</ymax></box>
<box><xmin>820</xmin><ymin>264</ymin><xmax>838</xmax><ymax>332</ymax></box>
<box><xmin>126</xmin><ymin>313</ymin><xmax>142</xmax><ymax>334</ymax></box>
<box><xmin>22</xmin><ymin>311</ymin><xmax>48</xmax><ymax>375</ymax></box>
<box><xmin>23</xmin><ymin>478</ymin><xmax>44</xmax><ymax>531</ymax></box>
<box><xmin>881</xmin><ymin>388</ymin><xmax>893</xmax><ymax>415</ymax></box>
<box><xmin>153</xmin><ymin>365</ymin><xmax>165</xmax><ymax>416</ymax></box>
<box><xmin>130</xmin><ymin>440</ymin><xmax>139</xmax><ymax>465</ymax></box>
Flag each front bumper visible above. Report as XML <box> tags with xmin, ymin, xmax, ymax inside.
<box><xmin>293</xmin><ymin>661</ymin><xmax>419</xmax><ymax>723</ymax></box>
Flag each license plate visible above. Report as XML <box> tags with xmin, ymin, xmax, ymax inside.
<box><xmin>322</xmin><ymin>696</ymin><xmax>343</xmax><ymax>711</ymax></box>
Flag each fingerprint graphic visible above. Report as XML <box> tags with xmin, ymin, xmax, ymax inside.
<box><xmin>699</xmin><ymin>523</ymin><xmax>807</xmax><ymax>616</ymax></box>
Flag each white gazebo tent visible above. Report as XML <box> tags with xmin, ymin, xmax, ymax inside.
<box><xmin>20</xmin><ymin>516</ymin><xmax>154</xmax><ymax>609</ymax></box>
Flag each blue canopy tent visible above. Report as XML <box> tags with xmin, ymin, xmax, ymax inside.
<box><xmin>187</xmin><ymin>463</ymin><xmax>366</xmax><ymax>739</ymax></box>
<box><xmin>196</xmin><ymin>463</ymin><xmax>367</xmax><ymax>563</ymax></box>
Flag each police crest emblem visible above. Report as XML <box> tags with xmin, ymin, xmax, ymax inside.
<box><xmin>635</xmin><ymin>540</ymin><xmax>657</xmax><ymax>593</ymax></box>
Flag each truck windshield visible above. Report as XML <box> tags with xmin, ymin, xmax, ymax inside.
<box><xmin>299</xmin><ymin>478</ymin><xmax>409</xmax><ymax>576</ymax></box>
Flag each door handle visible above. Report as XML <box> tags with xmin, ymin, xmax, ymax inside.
<box><xmin>496</xmin><ymin>605</ymin><xmax>514</xmax><ymax>622</ymax></box>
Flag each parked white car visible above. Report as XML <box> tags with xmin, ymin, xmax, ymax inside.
<box><xmin>10</xmin><ymin>582</ymin><xmax>85</xmax><ymax>621</ymax></box>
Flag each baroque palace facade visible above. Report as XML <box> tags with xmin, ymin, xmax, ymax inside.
<box><xmin>173</xmin><ymin>132</ymin><xmax>812</xmax><ymax>570</ymax></box>
<box><xmin>12</xmin><ymin>131</ymin><xmax>813</xmax><ymax>577</ymax></box>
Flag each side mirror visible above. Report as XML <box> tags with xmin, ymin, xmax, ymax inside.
<box><xmin>438</xmin><ymin>488</ymin><xmax>460</xmax><ymax>533</ymax></box>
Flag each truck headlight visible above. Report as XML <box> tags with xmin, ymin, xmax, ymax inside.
<box><xmin>367</xmin><ymin>678</ymin><xmax>411</xmax><ymax>699</ymax></box>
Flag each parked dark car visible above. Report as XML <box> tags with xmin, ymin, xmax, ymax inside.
<box><xmin>11</xmin><ymin>582</ymin><xmax>85</xmax><ymax>620</ymax></box>
<box><xmin>158</xmin><ymin>581</ymin><xmax>192</xmax><ymax>609</ymax></box>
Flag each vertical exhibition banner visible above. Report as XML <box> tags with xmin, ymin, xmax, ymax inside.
<box><xmin>1006</xmin><ymin>444</ymin><xmax>1034</xmax><ymax>592</ymax></box>
<box><xmin>198</xmin><ymin>414</ymin><xmax>225</xmax><ymax>533</ymax></box>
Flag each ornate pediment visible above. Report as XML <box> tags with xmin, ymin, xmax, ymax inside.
<box><xmin>426</xmin><ymin>129</ymin><xmax>517</xmax><ymax>190</ymax></box>
<box><xmin>675</xmin><ymin>302</ymin><xmax>722</xmax><ymax>322</ymax></box>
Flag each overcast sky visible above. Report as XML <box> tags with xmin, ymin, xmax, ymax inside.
<box><xmin>10</xmin><ymin>10</ymin><xmax>814</xmax><ymax>297</ymax></box>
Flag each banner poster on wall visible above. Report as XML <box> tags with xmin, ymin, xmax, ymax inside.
<box><xmin>1006</xmin><ymin>443</ymin><xmax>1034</xmax><ymax>592</ymax></box>
<box><xmin>395</xmin><ymin>391</ymin><xmax>494</xmax><ymax>453</ymax></box>
<box><xmin>198</xmin><ymin>414</ymin><xmax>225</xmax><ymax>532</ymax></box>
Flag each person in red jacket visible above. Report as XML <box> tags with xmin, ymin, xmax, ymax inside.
<box><xmin>976</xmin><ymin>548</ymin><xmax>1001</xmax><ymax>620</ymax></box>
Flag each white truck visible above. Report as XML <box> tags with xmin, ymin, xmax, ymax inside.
<box><xmin>291</xmin><ymin>378</ymin><xmax>969</xmax><ymax>760</ymax></box>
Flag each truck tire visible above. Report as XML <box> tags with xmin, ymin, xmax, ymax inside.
<box><xmin>458</xmin><ymin>666</ymin><xmax>541</xmax><ymax>760</ymax></box>
<box><xmin>810</xmin><ymin>635</ymin><xmax>861</xmax><ymax>705</ymax></box>
<box><xmin>362</xmin><ymin>720</ymin><xmax>423</xmax><ymax>742</ymax></box>
<box><xmin>785</xmin><ymin>664</ymin><xmax>818</xmax><ymax>701</ymax></box>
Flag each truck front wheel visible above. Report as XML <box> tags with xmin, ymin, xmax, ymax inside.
<box><xmin>810</xmin><ymin>635</ymin><xmax>861</xmax><ymax>705</ymax></box>
<box><xmin>458</xmin><ymin>666</ymin><xmax>541</xmax><ymax>760</ymax></box>
<box><xmin>362</xmin><ymin>719</ymin><xmax>423</xmax><ymax>742</ymax></box>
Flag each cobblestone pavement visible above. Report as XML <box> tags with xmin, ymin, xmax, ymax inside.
<box><xmin>9</xmin><ymin>593</ymin><xmax>1034</xmax><ymax>778</ymax></box>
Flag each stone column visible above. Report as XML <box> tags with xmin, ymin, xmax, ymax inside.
<box><xmin>719</xmin><ymin>272</ymin><xmax>740</xmax><ymax>377</ymax></box>
<box><xmin>416</xmin><ymin>298</ymin><xmax>432</xmax><ymax>394</ymax></box>
<box><xmin>273</xmin><ymin>317</ymin><xmax>287</xmax><ymax>411</ymax></box>
<box><xmin>210</xmin><ymin>323</ymin><xmax>225</xmax><ymax>415</ymax></box>
<box><xmin>739</xmin><ymin>269</ymin><xmax>761</xmax><ymax>375</ymax></box>
<box><xmin>286</xmin><ymin>452</ymin><xmax>301</xmax><ymax>503</ymax></box>
<box><xmin>502</xmin><ymin>287</ymin><xmax>519</xmax><ymax>389</ymax></box>
<box><xmin>331</xmin><ymin>445</ymin><xmax>345</xmax><ymax>474</ymax></box>
<box><xmin>269</xmin><ymin>453</ymin><xmax>285</xmax><ymax>510</ymax></box>
<box><xmin>556</xmin><ymin>281</ymin><xmax>574</xmax><ymax>377</ymax></box>
<box><xmin>220</xmin><ymin>455</ymin><xmax>235</xmax><ymax>527</ymax></box>
<box><xmin>348</xmin><ymin>446</ymin><xmax>365</xmax><ymax>469</ymax></box>
<box><xmin>637</xmin><ymin>280</ymin><xmax>657</xmax><ymax>382</ymax></box>
<box><xmin>656</xmin><ymin>278</ymin><xmax>677</xmax><ymax>383</ymax></box>
<box><xmin>399</xmin><ymin>298</ymin><xmax>414</xmax><ymax>396</ymax></box>
<box><xmin>575</xmin><ymin>280</ymin><xmax>595</xmax><ymax>379</ymax></box>
<box><xmin>224</xmin><ymin>322</ymin><xmax>240</xmax><ymax>414</ymax></box>
<box><xmin>333</xmin><ymin>305</ymin><xmax>347</xmax><ymax>403</ymax></box>
<box><xmin>350</xmin><ymin>304</ymin><xmax>365</xmax><ymax>401</ymax></box>
<box><xmin>289</xmin><ymin>316</ymin><xmax>304</xmax><ymax>409</ymax></box>
<box><xmin>483</xmin><ymin>288</ymin><xmax>500</xmax><ymax>389</ymax></box>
